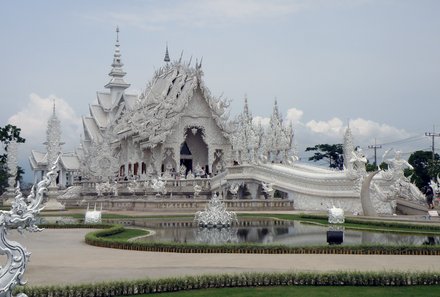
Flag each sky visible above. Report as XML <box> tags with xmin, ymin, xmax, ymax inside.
<box><xmin>1</xmin><ymin>0</ymin><xmax>439</xmax><ymax>182</ymax></box>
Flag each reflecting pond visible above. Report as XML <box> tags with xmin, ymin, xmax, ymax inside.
<box><xmin>132</xmin><ymin>219</ymin><xmax>440</xmax><ymax>246</ymax></box>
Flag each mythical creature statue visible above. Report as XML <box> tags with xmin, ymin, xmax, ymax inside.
<box><xmin>261</xmin><ymin>182</ymin><xmax>274</xmax><ymax>199</ymax></box>
<box><xmin>193</xmin><ymin>184</ymin><xmax>202</xmax><ymax>197</ymax></box>
<box><xmin>383</xmin><ymin>149</ymin><xmax>413</xmax><ymax>179</ymax></box>
<box><xmin>379</xmin><ymin>149</ymin><xmax>425</xmax><ymax>205</ymax></box>
<box><xmin>0</xmin><ymin>158</ymin><xmax>58</xmax><ymax>297</ymax></box>
<box><xmin>228</xmin><ymin>183</ymin><xmax>239</xmax><ymax>199</ymax></box>
<box><xmin>151</xmin><ymin>177</ymin><xmax>167</xmax><ymax>197</ymax></box>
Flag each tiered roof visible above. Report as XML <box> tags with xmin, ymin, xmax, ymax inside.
<box><xmin>82</xmin><ymin>27</ymin><xmax>137</xmax><ymax>147</ymax></box>
<box><xmin>113</xmin><ymin>58</ymin><xmax>231</xmax><ymax>148</ymax></box>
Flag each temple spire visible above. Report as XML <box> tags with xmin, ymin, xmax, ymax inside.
<box><xmin>243</xmin><ymin>94</ymin><xmax>249</xmax><ymax>117</ymax></box>
<box><xmin>164</xmin><ymin>43</ymin><xmax>170</xmax><ymax>63</ymax></box>
<box><xmin>105</xmin><ymin>26</ymin><xmax>130</xmax><ymax>90</ymax></box>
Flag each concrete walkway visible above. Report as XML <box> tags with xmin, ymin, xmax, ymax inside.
<box><xmin>10</xmin><ymin>229</ymin><xmax>440</xmax><ymax>286</ymax></box>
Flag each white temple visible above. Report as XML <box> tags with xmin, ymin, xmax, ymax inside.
<box><xmin>29</xmin><ymin>103</ymin><xmax>80</xmax><ymax>188</ymax></box>
<box><xmin>27</xmin><ymin>28</ymin><xmax>427</xmax><ymax>215</ymax></box>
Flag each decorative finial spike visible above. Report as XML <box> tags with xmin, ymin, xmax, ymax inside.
<box><xmin>164</xmin><ymin>42</ymin><xmax>170</xmax><ymax>63</ymax></box>
<box><xmin>116</xmin><ymin>26</ymin><xmax>119</xmax><ymax>43</ymax></box>
<box><xmin>52</xmin><ymin>98</ymin><xmax>56</xmax><ymax>115</ymax></box>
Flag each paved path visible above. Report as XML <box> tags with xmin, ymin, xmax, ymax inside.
<box><xmin>9</xmin><ymin>229</ymin><xmax>440</xmax><ymax>286</ymax></box>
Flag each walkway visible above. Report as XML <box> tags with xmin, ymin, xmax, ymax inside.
<box><xmin>11</xmin><ymin>229</ymin><xmax>440</xmax><ymax>286</ymax></box>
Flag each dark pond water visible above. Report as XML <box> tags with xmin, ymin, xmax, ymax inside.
<box><xmin>134</xmin><ymin>220</ymin><xmax>440</xmax><ymax>246</ymax></box>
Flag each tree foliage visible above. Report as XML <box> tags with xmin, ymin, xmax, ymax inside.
<box><xmin>0</xmin><ymin>124</ymin><xmax>26</xmax><ymax>194</ymax></box>
<box><xmin>305</xmin><ymin>144</ymin><xmax>344</xmax><ymax>170</ymax></box>
<box><xmin>366</xmin><ymin>161</ymin><xmax>388</xmax><ymax>172</ymax></box>
<box><xmin>406</xmin><ymin>150</ymin><xmax>440</xmax><ymax>189</ymax></box>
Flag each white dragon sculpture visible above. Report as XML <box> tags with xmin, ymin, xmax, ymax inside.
<box><xmin>0</xmin><ymin>157</ymin><xmax>58</xmax><ymax>297</ymax></box>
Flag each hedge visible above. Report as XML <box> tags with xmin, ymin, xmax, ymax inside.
<box><xmin>14</xmin><ymin>271</ymin><xmax>440</xmax><ymax>297</ymax></box>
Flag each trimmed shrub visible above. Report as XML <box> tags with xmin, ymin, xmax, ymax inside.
<box><xmin>14</xmin><ymin>271</ymin><xmax>440</xmax><ymax>297</ymax></box>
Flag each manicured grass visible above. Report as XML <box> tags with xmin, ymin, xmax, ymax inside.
<box><xmin>104</xmin><ymin>228</ymin><xmax>149</xmax><ymax>240</ymax></box>
<box><xmin>115</xmin><ymin>285</ymin><xmax>440</xmax><ymax>297</ymax></box>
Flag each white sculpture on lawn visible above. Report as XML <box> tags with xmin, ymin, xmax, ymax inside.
<box><xmin>328</xmin><ymin>205</ymin><xmax>345</xmax><ymax>224</ymax></box>
<box><xmin>85</xmin><ymin>203</ymin><xmax>102</xmax><ymax>224</ymax></box>
<box><xmin>194</xmin><ymin>193</ymin><xmax>238</xmax><ymax>227</ymax></box>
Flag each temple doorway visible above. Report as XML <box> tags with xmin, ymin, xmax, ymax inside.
<box><xmin>180</xmin><ymin>127</ymin><xmax>209</xmax><ymax>175</ymax></box>
<box><xmin>180</xmin><ymin>142</ymin><xmax>192</xmax><ymax>174</ymax></box>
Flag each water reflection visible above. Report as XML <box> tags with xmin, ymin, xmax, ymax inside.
<box><xmin>137</xmin><ymin>220</ymin><xmax>440</xmax><ymax>246</ymax></box>
<box><xmin>195</xmin><ymin>228</ymin><xmax>238</xmax><ymax>244</ymax></box>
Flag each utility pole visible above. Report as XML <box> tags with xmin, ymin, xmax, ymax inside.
<box><xmin>368</xmin><ymin>139</ymin><xmax>382</xmax><ymax>166</ymax></box>
<box><xmin>425</xmin><ymin>125</ymin><xmax>440</xmax><ymax>162</ymax></box>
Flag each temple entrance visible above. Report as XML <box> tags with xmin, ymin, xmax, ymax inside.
<box><xmin>180</xmin><ymin>141</ymin><xmax>193</xmax><ymax>175</ymax></box>
<box><xmin>180</xmin><ymin>159</ymin><xmax>192</xmax><ymax>174</ymax></box>
<box><xmin>180</xmin><ymin>127</ymin><xmax>209</xmax><ymax>175</ymax></box>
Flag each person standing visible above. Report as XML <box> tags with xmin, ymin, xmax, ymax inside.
<box><xmin>425</xmin><ymin>184</ymin><xmax>435</xmax><ymax>209</ymax></box>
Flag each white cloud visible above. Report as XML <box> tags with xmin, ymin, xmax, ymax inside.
<box><xmin>306</xmin><ymin>117</ymin><xmax>344</xmax><ymax>136</ymax></box>
<box><xmin>304</xmin><ymin>116</ymin><xmax>411</xmax><ymax>144</ymax></box>
<box><xmin>348</xmin><ymin>118</ymin><xmax>412</xmax><ymax>146</ymax></box>
<box><xmin>8</xmin><ymin>93</ymin><xmax>81</xmax><ymax>149</ymax></box>
<box><xmin>286</xmin><ymin>108</ymin><xmax>304</xmax><ymax>124</ymax></box>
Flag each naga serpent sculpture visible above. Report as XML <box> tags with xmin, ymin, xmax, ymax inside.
<box><xmin>0</xmin><ymin>157</ymin><xmax>58</xmax><ymax>297</ymax></box>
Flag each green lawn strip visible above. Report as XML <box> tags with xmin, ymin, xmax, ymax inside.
<box><xmin>15</xmin><ymin>272</ymin><xmax>440</xmax><ymax>297</ymax></box>
<box><xmin>104</xmin><ymin>228</ymin><xmax>149</xmax><ymax>240</ymax></box>
<box><xmin>115</xmin><ymin>285</ymin><xmax>440</xmax><ymax>297</ymax></box>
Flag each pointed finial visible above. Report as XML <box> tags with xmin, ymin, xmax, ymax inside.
<box><xmin>243</xmin><ymin>94</ymin><xmax>250</xmax><ymax>117</ymax></box>
<box><xmin>52</xmin><ymin>98</ymin><xmax>56</xmax><ymax>115</ymax></box>
<box><xmin>164</xmin><ymin>43</ymin><xmax>170</xmax><ymax>63</ymax></box>
<box><xmin>116</xmin><ymin>26</ymin><xmax>119</xmax><ymax>43</ymax></box>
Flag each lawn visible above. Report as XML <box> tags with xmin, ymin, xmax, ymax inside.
<box><xmin>116</xmin><ymin>285</ymin><xmax>440</xmax><ymax>297</ymax></box>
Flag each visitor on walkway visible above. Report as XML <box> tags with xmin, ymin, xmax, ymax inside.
<box><xmin>425</xmin><ymin>184</ymin><xmax>434</xmax><ymax>209</ymax></box>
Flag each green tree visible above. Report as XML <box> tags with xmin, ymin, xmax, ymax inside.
<box><xmin>366</xmin><ymin>161</ymin><xmax>388</xmax><ymax>172</ymax></box>
<box><xmin>406</xmin><ymin>150</ymin><xmax>440</xmax><ymax>189</ymax></box>
<box><xmin>0</xmin><ymin>124</ymin><xmax>26</xmax><ymax>194</ymax></box>
<box><xmin>305</xmin><ymin>144</ymin><xmax>344</xmax><ymax>170</ymax></box>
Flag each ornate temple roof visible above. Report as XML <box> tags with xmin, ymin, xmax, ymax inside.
<box><xmin>29</xmin><ymin>150</ymin><xmax>79</xmax><ymax>171</ymax></box>
<box><xmin>59</xmin><ymin>153</ymin><xmax>80</xmax><ymax>171</ymax></box>
<box><xmin>113</xmin><ymin>59</ymin><xmax>231</xmax><ymax>148</ymax></box>
<box><xmin>81</xmin><ymin>27</ymin><xmax>138</xmax><ymax>150</ymax></box>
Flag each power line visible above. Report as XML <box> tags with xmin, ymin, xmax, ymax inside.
<box><xmin>425</xmin><ymin>125</ymin><xmax>440</xmax><ymax>161</ymax></box>
<box><xmin>380</xmin><ymin>135</ymin><xmax>425</xmax><ymax>146</ymax></box>
<box><xmin>368</xmin><ymin>139</ymin><xmax>382</xmax><ymax>165</ymax></box>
